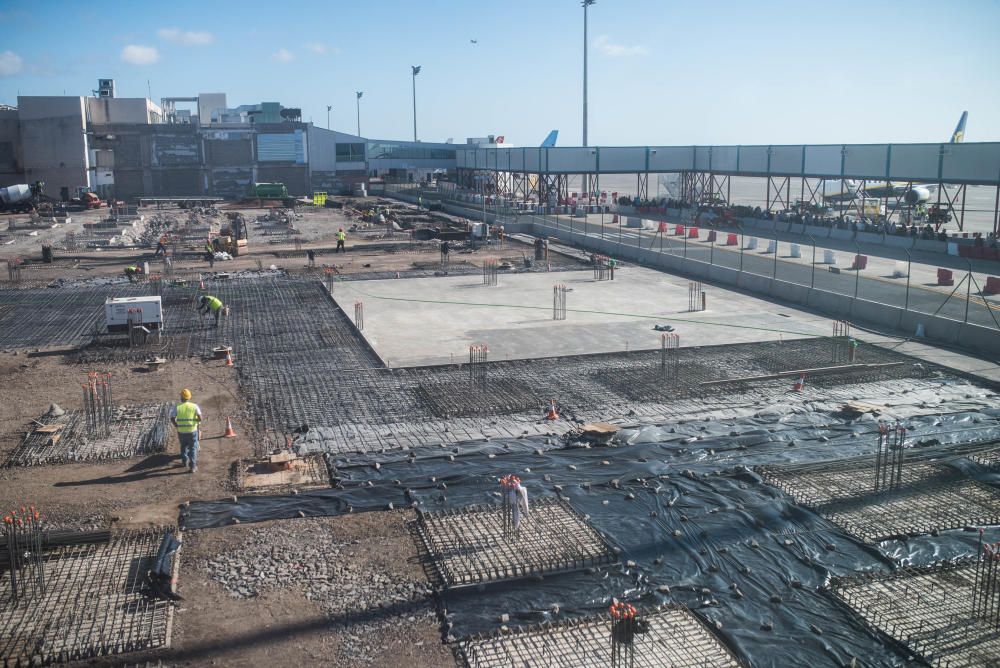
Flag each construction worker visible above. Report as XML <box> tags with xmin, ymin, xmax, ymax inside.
<box><xmin>336</xmin><ymin>227</ymin><xmax>347</xmax><ymax>253</ymax></box>
<box><xmin>124</xmin><ymin>264</ymin><xmax>141</xmax><ymax>282</ymax></box>
<box><xmin>154</xmin><ymin>234</ymin><xmax>168</xmax><ymax>257</ymax></box>
<box><xmin>608</xmin><ymin>257</ymin><xmax>617</xmax><ymax>280</ymax></box>
<box><xmin>171</xmin><ymin>389</ymin><xmax>202</xmax><ymax>473</ymax></box>
<box><xmin>197</xmin><ymin>294</ymin><xmax>225</xmax><ymax>327</ymax></box>
<box><xmin>307</xmin><ymin>249</ymin><xmax>316</xmax><ymax>268</ymax></box>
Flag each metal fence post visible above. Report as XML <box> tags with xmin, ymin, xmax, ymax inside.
<box><xmin>965</xmin><ymin>259</ymin><xmax>972</xmax><ymax>323</ymax></box>
<box><xmin>854</xmin><ymin>241</ymin><xmax>861</xmax><ymax>300</ymax></box>
<box><xmin>808</xmin><ymin>235</ymin><xmax>816</xmax><ymax>289</ymax></box>
<box><xmin>683</xmin><ymin>233</ymin><xmax>688</xmax><ymax>258</ymax></box>
<box><xmin>739</xmin><ymin>229</ymin><xmax>745</xmax><ymax>272</ymax></box>
<box><xmin>904</xmin><ymin>249</ymin><xmax>912</xmax><ymax>312</ymax></box>
<box><xmin>710</xmin><ymin>235</ymin><xmax>715</xmax><ymax>265</ymax></box>
<box><xmin>773</xmin><ymin>237</ymin><xmax>779</xmax><ymax>279</ymax></box>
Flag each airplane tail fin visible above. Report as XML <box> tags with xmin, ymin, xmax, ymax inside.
<box><xmin>540</xmin><ymin>130</ymin><xmax>558</xmax><ymax>148</ymax></box>
<box><xmin>950</xmin><ymin>111</ymin><xmax>967</xmax><ymax>143</ymax></box>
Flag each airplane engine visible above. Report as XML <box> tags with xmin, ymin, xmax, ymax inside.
<box><xmin>904</xmin><ymin>186</ymin><xmax>931</xmax><ymax>205</ymax></box>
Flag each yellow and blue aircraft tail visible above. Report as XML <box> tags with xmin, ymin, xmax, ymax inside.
<box><xmin>950</xmin><ymin>111</ymin><xmax>967</xmax><ymax>143</ymax></box>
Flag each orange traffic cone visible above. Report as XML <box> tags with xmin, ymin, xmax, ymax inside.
<box><xmin>224</xmin><ymin>416</ymin><xmax>237</xmax><ymax>438</ymax></box>
<box><xmin>198</xmin><ymin>273</ymin><xmax>205</xmax><ymax>290</ymax></box>
<box><xmin>224</xmin><ymin>351</ymin><xmax>234</xmax><ymax>367</ymax></box>
<box><xmin>544</xmin><ymin>399</ymin><xmax>559</xmax><ymax>420</ymax></box>
<box><xmin>792</xmin><ymin>374</ymin><xmax>805</xmax><ymax>392</ymax></box>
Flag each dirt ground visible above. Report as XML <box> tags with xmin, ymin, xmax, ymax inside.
<box><xmin>0</xmin><ymin>198</ymin><xmax>581</xmax><ymax>667</ymax></box>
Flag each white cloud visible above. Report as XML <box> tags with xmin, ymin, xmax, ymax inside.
<box><xmin>272</xmin><ymin>48</ymin><xmax>294</xmax><ymax>63</ymax></box>
<box><xmin>593</xmin><ymin>35</ymin><xmax>647</xmax><ymax>57</ymax></box>
<box><xmin>306</xmin><ymin>42</ymin><xmax>327</xmax><ymax>54</ymax></box>
<box><xmin>157</xmin><ymin>28</ymin><xmax>214</xmax><ymax>46</ymax></box>
<box><xmin>0</xmin><ymin>50</ymin><xmax>23</xmax><ymax>76</ymax></box>
<box><xmin>121</xmin><ymin>45</ymin><xmax>160</xmax><ymax>65</ymax></box>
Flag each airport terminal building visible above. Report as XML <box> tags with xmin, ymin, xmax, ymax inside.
<box><xmin>0</xmin><ymin>82</ymin><xmax>458</xmax><ymax>201</ymax></box>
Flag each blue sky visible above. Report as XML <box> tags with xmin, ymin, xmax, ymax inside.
<box><xmin>1</xmin><ymin>0</ymin><xmax>998</xmax><ymax>146</ymax></box>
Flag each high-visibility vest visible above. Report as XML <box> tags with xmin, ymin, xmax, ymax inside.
<box><xmin>175</xmin><ymin>401</ymin><xmax>199</xmax><ymax>433</ymax></box>
<box><xmin>205</xmin><ymin>296</ymin><xmax>223</xmax><ymax>312</ymax></box>
<box><xmin>126</xmin><ymin>265</ymin><xmax>137</xmax><ymax>272</ymax></box>
<box><xmin>338</xmin><ymin>231</ymin><xmax>346</xmax><ymax>241</ymax></box>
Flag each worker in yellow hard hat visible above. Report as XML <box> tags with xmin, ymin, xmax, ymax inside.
<box><xmin>197</xmin><ymin>294</ymin><xmax>225</xmax><ymax>327</ymax></box>
<box><xmin>171</xmin><ymin>389</ymin><xmax>203</xmax><ymax>473</ymax></box>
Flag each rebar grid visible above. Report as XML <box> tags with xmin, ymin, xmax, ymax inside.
<box><xmin>758</xmin><ymin>457</ymin><xmax>1000</xmax><ymax>543</ymax></box>
<box><xmin>482</xmin><ymin>259</ymin><xmax>498</xmax><ymax>286</ymax></box>
<box><xmin>6</xmin><ymin>404</ymin><xmax>169</xmax><ymax>467</ymax></box>
<box><xmin>831</xmin><ymin>560</ymin><xmax>1000</xmax><ymax>668</ymax></box>
<box><xmin>688</xmin><ymin>281</ymin><xmax>704</xmax><ymax>312</ymax></box>
<box><xmin>3</xmin><ymin>507</ymin><xmax>45</xmax><ymax>602</ymax></box>
<box><xmin>592</xmin><ymin>253</ymin><xmax>610</xmax><ymax>281</ymax></box>
<box><xmin>414</xmin><ymin>497</ymin><xmax>617</xmax><ymax>589</ymax></box>
<box><xmin>458</xmin><ymin>606</ymin><xmax>742</xmax><ymax>668</ymax></box>
<box><xmin>831</xmin><ymin>320</ymin><xmax>854</xmax><ymax>363</ymax></box>
<box><xmin>553</xmin><ymin>284</ymin><xmax>567</xmax><ymax>320</ymax></box>
<box><xmin>592</xmin><ymin>338</ymin><xmax>927</xmax><ymax>403</ymax></box>
<box><xmin>469</xmin><ymin>344</ymin><xmax>488</xmax><ymax>386</ymax></box>
<box><xmin>660</xmin><ymin>333</ymin><xmax>679</xmax><ymax>379</ymax></box>
<box><xmin>970</xmin><ymin>447</ymin><xmax>1000</xmax><ymax>470</ymax></box>
<box><xmin>973</xmin><ymin>534</ymin><xmax>1000</xmax><ymax>629</ymax></box>
<box><xmin>874</xmin><ymin>422</ymin><xmax>908</xmax><ymax>494</ymax></box>
<box><xmin>0</xmin><ymin>527</ymin><xmax>177</xmax><ymax>665</ymax></box>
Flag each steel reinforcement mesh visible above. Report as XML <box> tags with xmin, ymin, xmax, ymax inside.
<box><xmin>4</xmin><ymin>277</ymin><xmax>956</xmax><ymax>457</ymax></box>
<box><xmin>458</xmin><ymin>606</ymin><xmax>743</xmax><ymax>668</ymax></box>
<box><xmin>0</xmin><ymin>527</ymin><xmax>177</xmax><ymax>665</ymax></box>
<box><xmin>6</xmin><ymin>404</ymin><xmax>170</xmax><ymax>467</ymax></box>
<box><xmin>757</xmin><ymin>457</ymin><xmax>1000</xmax><ymax>542</ymax></box>
<box><xmin>415</xmin><ymin>497</ymin><xmax>617</xmax><ymax>589</ymax></box>
<box><xmin>830</xmin><ymin>561</ymin><xmax>1000</xmax><ymax>668</ymax></box>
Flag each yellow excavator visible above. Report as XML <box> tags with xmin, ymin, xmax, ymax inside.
<box><xmin>212</xmin><ymin>213</ymin><xmax>249</xmax><ymax>256</ymax></box>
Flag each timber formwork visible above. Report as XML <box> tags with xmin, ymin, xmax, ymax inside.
<box><xmin>6</xmin><ymin>404</ymin><xmax>170</xmax><ymax>467</ymax></box>
<box><xmin>830</xmin><ymin>561</ymin><xmax>1000</xmax><ymax>668</ymax></box>
<box><xmin>757</xmin><ymin>457</ymin><xmax>1000</xmax><ymax>542</ymax></box>
<box><xmin>0</xmin><ymin>527</ymin><xmax>178</xmax><ymax>666</ymax></box>
<box><xmin>457</xmin><ymin>606</ymin><xmax>743</xmax><ymax>668</ymax></box>
<box><xmin>414</xmin><ymin>497</ymin><xmax>617</xmax><ymax>589</ymax></box>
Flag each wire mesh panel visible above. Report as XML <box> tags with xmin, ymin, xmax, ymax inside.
<box><xmin>459</xmin><ymin>606</ymin><xmax>743</xmax><ymax>668</ymax></box>
<box><xmin>0</xmin><ymin>527</ymin><xmax>178</xmax><ymax>665</ymax></box>
<box><xmin>414</xmin><ymin>497</ymin><xmax>617</xmax><ymax>589</ymax></box>
<box><xmin>6</xmin><ymin>404</ymin><xmax>170</xmax><ymax>467</ymax></box>
<box><xmin>757</xmin><ymin>455</ymin><xmax>1000</xmax><ymax>542</ymax></box>
<box><xmin>831</xmin><ymin>561</ymin><xmax>1000</xmax><ymax>668</ymax></box>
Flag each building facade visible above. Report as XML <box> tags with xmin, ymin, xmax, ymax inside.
<box><xmin>0</xmin><ymin>83</ymin><xmax>458</xmax><ymax>201</ymax></box>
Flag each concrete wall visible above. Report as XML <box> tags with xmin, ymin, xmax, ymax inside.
<box><xmin>86</xmin><ymin>97</ymin><xmax>160</xmax><ymax>125</ymax></box>
<box><xmin>0</xmin><ymin>107</ymin><xmax>22</xmax><ymax>183</ymax></box>
<box><xmin>17</xmin><ymin>96</ymin><xmax>89</xmax><ymax>198</ymax></box>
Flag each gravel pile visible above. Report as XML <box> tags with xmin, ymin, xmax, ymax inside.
<box><xmin>201</xmin><ymin>518</ymin><xmax>437</xmax><ymax>664</ymax></box>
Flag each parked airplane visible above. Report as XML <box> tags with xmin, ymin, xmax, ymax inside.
<box><xmin>540</xmin><ymin>130</ymin><xmax>558</xmax><ymax>148</ymax></box>
<box><xmin>822</xmin><ymin>112</ymin><xmax>968</xmax><ymax>204</ymax></box>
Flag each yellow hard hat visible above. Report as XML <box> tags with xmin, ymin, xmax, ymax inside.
<box><xmin>180</xmin><ymin>388</ymin><xmax>192</xmax><ymax>400</ymax></box>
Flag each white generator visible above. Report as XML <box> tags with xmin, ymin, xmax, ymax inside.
<box><xmin>105</xmin><ymin>296</ymin><xmax>163</xmax><ymax>333</ymax></box>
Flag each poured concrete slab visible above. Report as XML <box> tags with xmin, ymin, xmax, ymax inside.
<box><xmin>332</xmin><ymin>266</ymin><xmax>832</xmax><ymax>367</ymax></box>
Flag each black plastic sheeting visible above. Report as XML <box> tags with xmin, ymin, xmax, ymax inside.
<box><xmin>181</xmin><ymin>407</ymin><xmax>1000</xmax><ymax>667</ymax></box>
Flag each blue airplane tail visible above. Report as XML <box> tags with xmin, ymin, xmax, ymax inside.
<box><xmin>540</xmin><ymin>130</ymin><xmax>558</xmax><ymax>148</ymax></box>
<box><xmin>950</xmin><ymin>111</ymin><xmax>967</xmax><ymax>143</ymax></box>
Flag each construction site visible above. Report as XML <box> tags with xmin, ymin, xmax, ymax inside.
<box><xmin>0</xmin><ymin>189</ymin><xmax>999</xmax><ymax>668</ymax></box>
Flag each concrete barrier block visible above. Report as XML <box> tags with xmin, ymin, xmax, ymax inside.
<box><xmin>789</xmin><ymin>243</ymin><xmax>801</xmax><ymax>258</ymax></box>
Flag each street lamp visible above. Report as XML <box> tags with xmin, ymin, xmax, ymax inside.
<box><xmin>326</xmin><ymin>105</ymin><xmax>332</xmax><ymax>130</ymax></box>
<box><xmin>356</xmin><ymin>91</ymin><xmax>363</xmax><ymax>136</ymax></box>
<box><xmin>411</xmin><ymin>66</ymin><xmax>421</xmax><ymax>142</ymax></box>
<box><xmin>582</xmin><ymin>0</ymin><xmax>595</xmax><ymax>199</ymax></box>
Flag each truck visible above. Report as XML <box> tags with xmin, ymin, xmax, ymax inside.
<box><xmin>0</xmin><ymin>181</ymin><xmax>45</xmax><ymax>212</ymax></box>
<box><xmin>254</xmin><ymin>182</ymin><xmax>288</xmax><ymax>199</ymax></box>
